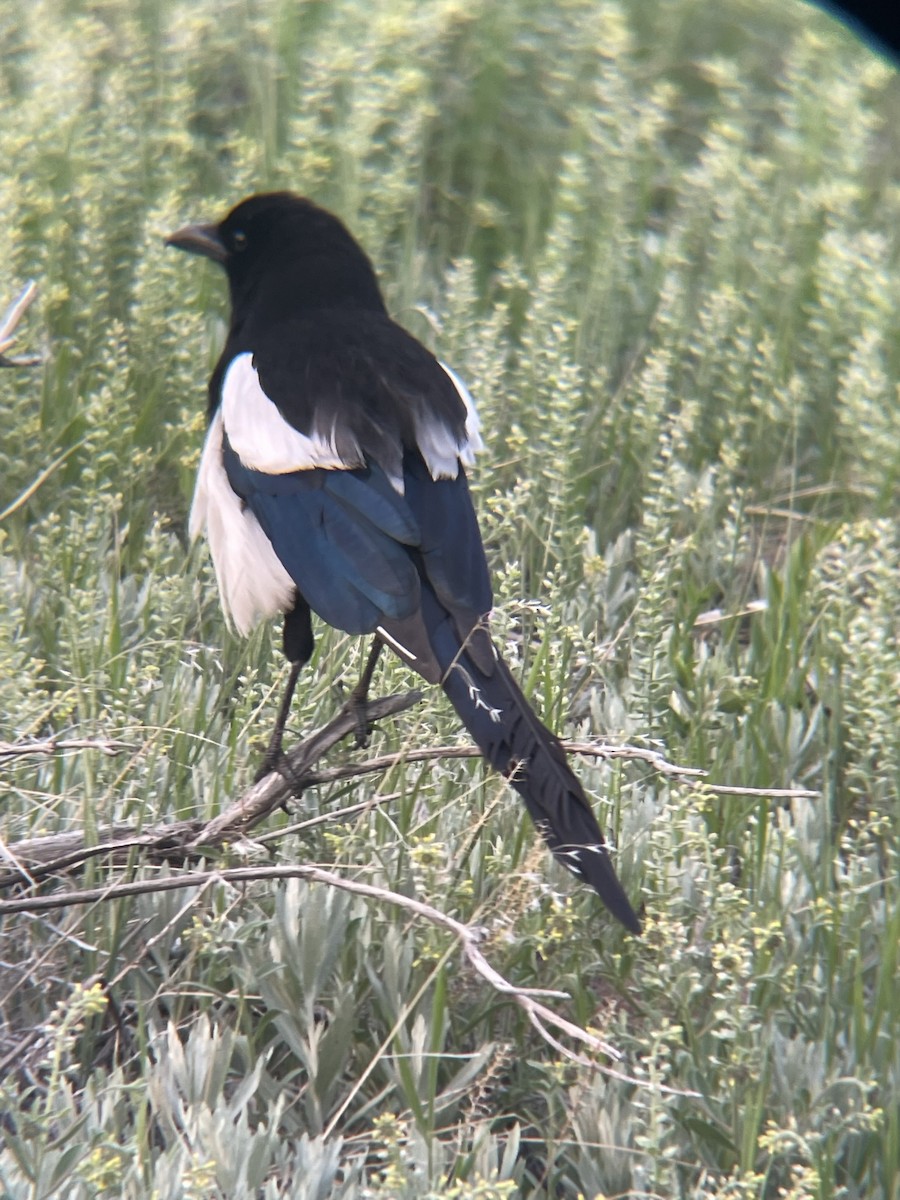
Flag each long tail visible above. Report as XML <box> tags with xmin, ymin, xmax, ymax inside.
<box><xmin>421</xmin><ymin>595</ymin><xmax>641</xmax><ymax>934</ymax></box>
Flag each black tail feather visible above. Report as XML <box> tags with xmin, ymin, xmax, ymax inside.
<box><xmin>427</xmin><ymin>600</ymin><xmax>641</xmax><ymax>934</ymax></box>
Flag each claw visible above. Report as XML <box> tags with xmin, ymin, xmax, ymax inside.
<box><xmin>253</xmin><ymin>747</ymin><xmax>305</xmax><ymax>797</ymax></box>
<box><xmin>345</xmin><ymin>638</ymin><xmax>383</xmax><ymax>748</ymax></box>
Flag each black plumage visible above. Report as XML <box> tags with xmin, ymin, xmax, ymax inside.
<box><xmin>168</xmin><ymin>192</ymin><xmax>641</xmax><ymax>934</ymax></box>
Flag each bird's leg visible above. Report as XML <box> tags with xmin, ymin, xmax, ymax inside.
<box><xmin>254</xmin><ymin>600</ymin><xmax>313</xmax><ymax>788</ymax></box>
<box><xmin>254</xmin><ymin>660</ymin><xmax>303</xmax><ymax>785</ymax></box>
<box><xmin>344</xmin><ymin>637</ymin><xmax>384</xmax><ymax>748</ymax></box>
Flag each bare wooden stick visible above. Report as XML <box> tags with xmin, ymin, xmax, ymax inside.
<box><xmin>0</xmin><ymin>860</ymin><xmax>700</xmax><ymax>1097</ymax></box>
<box><xmin>0</xmin><ymin>737</ymin><xmax>133</xmax><ymax>760</ymax></box>
<box><xmin>0</xmin><ymin>280</ymin><xmax>40</xmax><ymax>365</ymax></box>
<box><xmin>0</xmin><ymin>688</ymin><xmax>421</xmax><ymax>887</ymax></box>
<box><xmin>0</xmin><ymin>709</ymin><xmax>817</xmax><ymax>888</ymax></box>
<box><xmin>259</xmin><ymin>736</ymin><xmax>819</xmax><ymax>797</ymax></box>
<box><xmin>185</xmin><ymin>686</ymin><xmax>422</xmax><ymax>848</ymax></box>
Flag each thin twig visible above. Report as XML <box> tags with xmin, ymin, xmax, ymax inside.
<box><xmin>0</xmin><ymin>861</ymin><xmax>699</xmax><ymax>1097</ymax></box>
<box><xmin>300</xmin><ymin>737</ymin><xmax>818</xmax><ymax>798</ymax></box>
<box><xmin>184</xmin><ymin>687</ymin><xmax>422</xmax><ymax>848</ymax></box>
<box><xmin>0</xmin><ymin>723</ymin><xmax>812</xmax><ymax>795</ymax></box>
<box><xmin>699</xmin><ymin>783</ymin><xmax>819</xmax><ymax>798</ymax></box>
<box><xmin>0</xmin><ymin>737</ymin><xmax>133</xmax><ymax>760</ymax></box>
<box><xmin>255</xmin><ymin>792</ymin><xmax>402</xmax><ymax>842</ymax></box>
<box><xmin>565</xmin><ymin>742</ymin><xmax>820</xmax><ymax>797</ymax></box>
<box><xmin>0</xmin><ymin>279</ymin><xmax>40</xmax><ymax>366</ymax></box>
<box><xmin>0</xmin><ymin>718</ymin><xmax>817</xmax><ymax>888</ymax></box>
<box><xmin>0</xmin><ymin>441</ymin><xmax>86</xmax><ymax>522</ymax></box>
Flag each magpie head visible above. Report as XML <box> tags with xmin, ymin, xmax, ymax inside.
<box><xmin>167</xmin><ymin>191</ymin><xmax>386</xmax><ymax>316</ymax></box>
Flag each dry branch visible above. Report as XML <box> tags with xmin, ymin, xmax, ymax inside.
<box><xmin>0</xmin><ymin>859</ymin><xmax>699</xmax><ymax>1096</ymax></box>
<box><xmin>0</xmin><ymin>696</ymin><xmax>818</xmax><ymax>890</ymax></box>
<box><xmin>0</xmin><ymin>737</ymin><xmax>132</xmax><ymax>760</ymax></box>
<box><xmin>0</xmin><ymin>688</ymin><xmax>421</xmax><ymax>888</ymax></box>
<box><xmin>0</xmin><ymin>279</ymin><xmax>40</xmax><ymax>366</ymax></box>
<box><xmin>0</xmin><ymin>686</ymin><xmax>803</xmax><ymax>1092</ymax></box>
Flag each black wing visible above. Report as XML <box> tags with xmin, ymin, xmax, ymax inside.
<box><xmin>217</xmin><ymin>320</ymin><xmax>493</xmax><ymax>679</ymax></box>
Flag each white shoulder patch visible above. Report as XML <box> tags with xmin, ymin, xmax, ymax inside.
<box><xmin>222</xmin><ymin>351</ymin><xmax>361</xmax><ymax>474</ymax></box>
<box><xmin>190</xmin><ymin>409</ymin><xmax>296</xmax><ymax>636</ymax></box>
<box><xmin>414</xmin><ymin>363</ymin><xmax>485</xmax><ymax>481</ymax></box>
<box><xmin>440</xmin><ymin>362</ymin><xmax>484</xmax><ymax>465</ymax></box>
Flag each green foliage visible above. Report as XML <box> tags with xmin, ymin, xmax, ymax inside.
<box><xmin>1</xmin><ymin>0</ymin><xmax>899</xmax><ymax>1196</ymax></box>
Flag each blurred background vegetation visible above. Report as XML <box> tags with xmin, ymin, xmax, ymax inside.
<box><xmin>0</xmin><ymin>0</ymin><xmax>898</xmax><ymax>1196</ymax></box>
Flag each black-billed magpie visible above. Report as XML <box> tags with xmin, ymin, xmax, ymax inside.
<box><xmin>168</xmin><ymin>192</ymin><xmax>641</xmax><ymax>934</ymax></box>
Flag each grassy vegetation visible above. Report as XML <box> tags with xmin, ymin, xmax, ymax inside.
<box><xmin>1</xmin><ymin>0</ymin><xmax>898</xmax><ymax>1195</ymax></box>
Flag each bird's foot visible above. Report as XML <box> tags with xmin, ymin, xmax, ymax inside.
<box><xmin>343</xmin><ymin>692</ymin><xmax>374</xmax><ymax>749</ymax></box>
<box><xmin>341</xmin><ymin>637</ymin><xmax>384</xmax><ymax>748</ymax></box>
<box><xmin>253</xmin><ymin>743</ymin><xmax>305</xmax><ymax>796</ymax></box>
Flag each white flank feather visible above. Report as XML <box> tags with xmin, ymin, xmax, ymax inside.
<box><xmin>190</xmin><ymin>409</ymin><xmax>296</xmax><ymax>635</ymax></box>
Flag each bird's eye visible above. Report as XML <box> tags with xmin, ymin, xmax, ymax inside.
<box><xmin>232</xmin><ymin>230</ymin><xmax>248</xmax><ymax>251</ymax></box>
